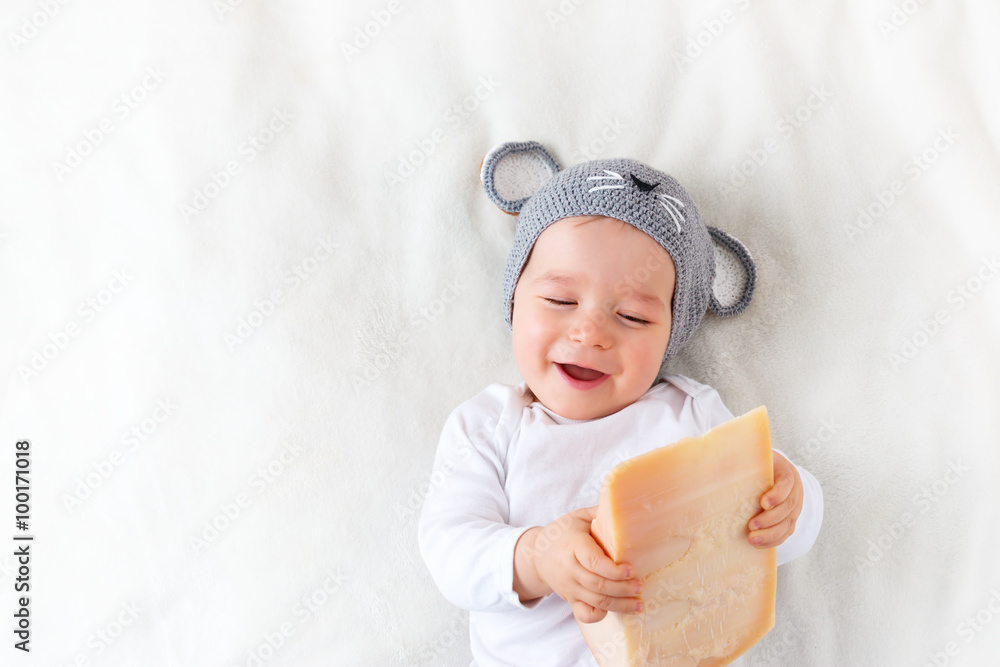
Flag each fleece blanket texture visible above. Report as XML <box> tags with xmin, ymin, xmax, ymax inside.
<box><xmin>2</xmin><ymin>1</ymin><xmax>999</xmax><ymax>665</ymax></box>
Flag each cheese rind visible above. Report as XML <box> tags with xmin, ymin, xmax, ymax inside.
<box><xmin>578</xmin><ymin>407</ymin><xmax>777</xmax><ymax>667</ymax></box>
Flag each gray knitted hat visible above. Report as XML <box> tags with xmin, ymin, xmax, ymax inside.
<box><xmin>480</xmin><ymin>140</ymin><xmax>757</xmax><ymax>375</ymax></box>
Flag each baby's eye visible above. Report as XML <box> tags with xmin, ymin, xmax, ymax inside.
<box><xmin>620</xmin><ymin>313</ymin><xmax>651</xmax><ymax>326</ymax></box>
<box><xmin>543</xmin><ymin>298</ymin><xmax>575</xmax><ymax>306</ymax></box>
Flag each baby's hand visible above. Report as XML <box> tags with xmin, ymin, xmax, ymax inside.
<box><xmin>515</xmin><ymin>507</ymin><xmax>643</xmax><ymax>624</ymax></box>
<box><xmin>748</xmin><ymin>452</ymin><xmax>803</xmax><ymax>548</ymax></box>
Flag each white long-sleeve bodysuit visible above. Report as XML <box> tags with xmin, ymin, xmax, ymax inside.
<box><xmin>418</xmin><ymin>375</ymin><xmax>824</xmax><ymax>667</ymax></box>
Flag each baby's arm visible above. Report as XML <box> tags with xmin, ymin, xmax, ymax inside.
<box><xmin>513</xmin><ymin>506</ymin><xmax>643</xmax><ymax>624</ymax></box>
<box><xmin>418</xmin><ymin>394</ymin><xmax>642</xmax><ymax>620</ymax></box>
<box><xmin>417</xmin><ymin>406</ymin><xmax>530</xmax><ymax>612</ymax></box>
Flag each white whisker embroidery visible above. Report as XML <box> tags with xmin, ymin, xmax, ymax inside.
<box><xmin>653</xmin><ymin>195</ymin><xmax>685</xmax><ymax>233</ymax></box>
<box><xmin>588</xmin><ymin>170</ymin><xmax>626</xmax><ymax>192</ymax></box>
<box><xmin>657</xmin><ymin>193</ymin><xmax>685</xmax><ymax>208</ymax></box>
<box><xmin>587</xmin><ymin>169</ymin><xmax>624</xmax><ymax>181</ymax></box>
<box><xmin>658</xmin><ymin>201</ymin><xmax>683</xmax><ymax>233</ymax></box>
<box><xmin>653</xmin><ymin>193</ymin><xmax>686</xmax><ymax>233</ymax></box>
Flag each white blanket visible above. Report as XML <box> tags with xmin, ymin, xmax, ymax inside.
<box><xmin>3</xmin><ymin>1</ymin><xmax>1000</xmax><ymax>665</ymax></box>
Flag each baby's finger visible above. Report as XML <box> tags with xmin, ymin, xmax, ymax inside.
<box><xmin>749</xmin><ymin>516</ymin><xmax>796</xmax><ymax>548</ymax></box>
<box><xmin>577</xmin><ymin>568</ymin><xmax>643</xmax><ymax>601</ymax></box>
<box><xmin>575</xmin><ymin>539</ymin><xmax>635</xmax><ymax>582</ymax></box>
<box><xmin>748</xmin><ymin>501</ymin><xmax>792</xmax><ymax>532</ymax></box>
<box><xmin>761</xmin><ymin>471</ymin><xmax>793</xmax><ymax>510</ymax></box>
<box><xmin>572</xmin><ymin>600</ymin><xmax>608</xmax><ymax>625</ymax></box>
<box><xmin>576</xmin><ymin>585</ymin><xmax>644</xmax><ymax>615</ymax></box>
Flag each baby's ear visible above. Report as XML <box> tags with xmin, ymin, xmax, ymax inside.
<box><xmin>707</xmin><ymin>227</ymin><xmax>757</xmax><ymax>316</ymax></box>
<box><xmin>480</xmin><ymin>141</ymin><xmax>561</xmax><ymax>214</ymax></box>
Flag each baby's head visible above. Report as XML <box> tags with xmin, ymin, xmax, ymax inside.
<box><xmin>481</xmin><ymin>141</ymin><xmax>757</xmax><ymax>420</ymax></box>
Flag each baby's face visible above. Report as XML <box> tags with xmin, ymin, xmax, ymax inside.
<box><xmin>511</xmin><ymin>216</ymin><xmax>675</xmax><ymax>421</ymax></box>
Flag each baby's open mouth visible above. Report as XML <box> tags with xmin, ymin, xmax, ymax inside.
<box><xmin>559</xmin><ymin>363</ymin><xmax>607</xmax><ymax>382</ymax></box>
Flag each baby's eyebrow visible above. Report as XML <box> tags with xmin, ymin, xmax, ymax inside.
<box><xmin>532</xmin><ymin>271</ymin><xmax>575</xmax><ymax>287</ymax></box>
<box><xmin>625</xmin><ymin>290</ymin><xmax>667</xmax><ymax>312</ymax></box>
<box><xmin>532</xmin><ymin>272</ymin><xmax>667</xmax><ymax>312</ymax></box>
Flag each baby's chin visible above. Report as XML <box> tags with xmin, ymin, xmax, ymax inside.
<box><xmin>535</xmin><ymin>386</ymin><xmax>630</xmax><ymax>421</ymax></box>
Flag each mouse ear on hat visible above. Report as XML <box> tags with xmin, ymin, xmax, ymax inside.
<box><xmin>480</xmin><ymin>141</ymin><xmax>561</xmax><ymax>214</ymax></box>
<box><xmin>707</xmin><ymin>227</ymin><xmax>757</xmax><ymax>316</ymax></box>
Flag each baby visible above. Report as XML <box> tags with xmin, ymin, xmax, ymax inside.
<box><xmin>418</xmin><ymin>141</ymin><xmax>823</xmax><ymax>667</ymax></box>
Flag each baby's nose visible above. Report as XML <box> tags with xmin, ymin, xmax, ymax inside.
<box><xmin>568</xmin><ymin>307</ymin><xmax>613</xmax><ymax>348</ymax></box>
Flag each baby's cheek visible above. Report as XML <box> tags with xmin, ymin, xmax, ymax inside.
<box><xmin>647</xmin><ymin>328</ymin><xmax>670</xmax><ymax>366</ymax></box>
<box><xmin>514</xmin><ymin>313</ymin><xmax>551</xmax><ymax>370</ymax></box>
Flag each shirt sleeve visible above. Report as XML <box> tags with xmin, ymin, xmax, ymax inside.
<box><xmin>417</xmin><ymin>389</ymin><xmax>539</xmax><ymax>613</ymax></box>
<box><xmin>687</xmin><ymin>380</ymin><xmax>824</xmax><ymax>567</ymax></box>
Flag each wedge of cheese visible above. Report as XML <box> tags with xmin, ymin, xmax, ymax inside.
<box><xmin>578</xmin><ymin>406</ymin><xmax>776</xmax><ymax>667</ymax></box>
